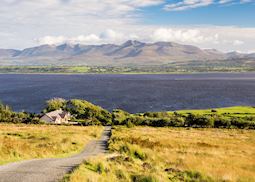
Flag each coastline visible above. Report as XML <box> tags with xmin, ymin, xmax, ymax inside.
<box><xmin>0</xmin><ymin>71</ymin><xmax>254</xmax><ymax>75</ymax></box>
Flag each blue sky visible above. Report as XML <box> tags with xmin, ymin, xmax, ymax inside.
<box><xmin>0</xmin><ymin>0</ymin><xmax>254</xmax><ymax>52</ymax></box>
<box><xmin>142</xmin><ymin>1</ymin><xmax>255</xmax><ymax>27</ymax></box>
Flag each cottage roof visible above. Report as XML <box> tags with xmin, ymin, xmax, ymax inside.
<box><xmin>45</xmin><ymin>109</ymin><xmax>69</xmax><ymax>121</ymax></box>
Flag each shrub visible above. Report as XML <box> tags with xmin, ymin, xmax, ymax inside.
<box><xmin>150</xmin><ymin>118</ymin><xmax>170</xmax><ymax>127</ymax></box>
<box><xmin>133</xmin><ymin>148</ymin><xmax>146</xmax><ymax>160</ymax></box>
<box><xmin>181</xmin><ymin>171</ymin><xmax>214</xmax><ymax>182</ymax></box>
<box><xmin>120</xmin><ymin>144</ymin><xmax>147</xmax><ymax>161</ymax></box>
<box><xmin>115</xmin><ymin>169</ymin><xmax>128</xmax><ymax>180</ymax></box>
<box><xmin>0</xmin><ymin>102</ymin><xmax>13</xmax><ymax>122</ymax></box>
<box><xmin>30</xmin><ymin>117</ymin><xmax>43</xmax><ymax>124</ymax></box>
<box><xmin>169</xmin><ymin>116</ymin><xmax>185</xmax><ymax>127</ymax></box>
<box><xmin>130</xmin><ymin>145</ymin><xmax>146</xmax><ymax>160</ymax></box>
<box><xmin>0</xmin><ymin>102</ymin><xmax>31</xmax><ymax>123</ymax></box>
<box><xmin>231</xmin><ymin>117</ymin><xmax>251</xmax><ymax>129</ymax></box>
<box><xmin>214</xmin><ymin>116</ymin><xmax>231</xmax><ymax>128</ymax></box>
<box><xmin>96</xmin><ymin>162</ymin><xmax>105</xmax><ymax>174</ymax></box>
<box><xmin>112</xmin><ymin>109</ymin><xmax>131</xmax><ymax>125</ymax></box>
<box><xmin>131</xmin><ymin>175</ymin><xmax>158</xmax><ymax>182</ymax></box>
<box><xmin>144</xmin><ymin>112</ymin><xmax>169</xmax><ymax>118</ymax></box>
<box><xmin>126</xmin><ymin>120</ymin><xmax>135</xmax><ymax>128</ymax></box>
<box><xmin>75</xmin><ymin>118</ymin><xmax>101</xmax><ymax>126</ymax></box>
<box><xmin>128</xmin><ymin>116</ymin><xmax>146</xmax><ymax>126</ymax></box>
<box><xmin>186</xmin><ymin>114</ymin><xmax>214</xmax><ymax>128</ymax></box>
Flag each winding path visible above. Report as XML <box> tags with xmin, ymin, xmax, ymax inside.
<box><xmin>0</xmin><ymin>126</ymin><xmax>111</xmax><ymax>182</ymax></box>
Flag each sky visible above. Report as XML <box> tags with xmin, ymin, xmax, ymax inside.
<box><xmin>0</xmin><ymin>0</ymin><xmax>254</xmax><ymax>52</ymax></box>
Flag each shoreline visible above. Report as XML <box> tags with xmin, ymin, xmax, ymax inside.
<box><xmin>0</xmin><ymin>71</ymin><xmax>255</xmax><ymax>75</ymax></box>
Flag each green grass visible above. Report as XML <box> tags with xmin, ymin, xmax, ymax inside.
<box><xmin>173</xmin><ymin>106</ymin><xmax>255</xmax><ymax>117</ymax></box>
<box><xmin>65</xmin><ymin>66</ymin><xmax>90</xmax><ymax>73</ymax></box>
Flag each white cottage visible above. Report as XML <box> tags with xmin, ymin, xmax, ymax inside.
<box><xmin>40</xmin><ymin>109</ymin><xmax>71</xmax><ymax>124</ymax></box>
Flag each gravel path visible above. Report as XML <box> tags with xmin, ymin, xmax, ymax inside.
<box><xmin>0</xmin><ymin>126</ymin><xmax>111</xmax><ymax>182</ymax></box>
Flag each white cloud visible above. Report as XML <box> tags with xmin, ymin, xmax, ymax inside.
<box><xmin>34</xmin><ymin>26</ymin><xmax>255</xmax><ymax>53</ymax></box>
<box><xmin>148</xmin><ymin>26</ymin><xmax>255</xmax><ymax>52</ymax></box>
<box><xmin>151</xmin><ymin>28</ymin><xmax>219</xmax><ymax>44</ymax></box>
<box><xmin>100</xmin><ymin>29</ymin><xmax>124</xmax><ymax>42</ymax></box>
<box><xmin>240</xmin><ymin>0</ymin><xmax>253</xmax><ymax>3</ymax></box>
<box><xmin>37</xmin><ymin>34</ymin><xmax>102</xmax><ymax>45</ymax></box>
<box><xmin>37</xmin><ymin>36</ymin><xmax>67</xmax><ymax>45</ymax></box>
<box><xmin>70</xmin><ymin>34</ymin><xmax>101</xmax><ymax>44</ymax></box>
<box><xmin>219</xmin><ymin>0</ymin><xmax>234</xmax><ymax>4</ymax></box>
<box><xmin>233</xmin><ymin>40</ymin><xmax>244</xmax><ymax>46</ymax></box>
<box><xmin>164</xmin><ymin>0</ymin><xmax>214</xmax><ymax>11</ymax></box>
<box><xmin>127</xmin><ymin>0</ymin><xmax>165</xmax><ymax>7</ymax></box>
<box><xmin>38</xmin><ymin>29</ymin><xmax>128</xmax><ymax>45</ymax></box>
<box><xmin>164</xmin><ymin>0</ymin><xmax>253</xmax><ymax>11</ymax></box>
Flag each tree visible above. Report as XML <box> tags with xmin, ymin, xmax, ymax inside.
<box><xmin>67</xmin><ymin>99</ymin><xmax>112</xmax><ymax>125</ymax></box>
<box><xmin>0</xmin><ymin>102</ymin><xmax>13</xmax><ymax>122</ymax></box>
<box><xmin>45</xmin><ymin>98</ymin><xmax>66</xmax><ymax>112</ymax></box>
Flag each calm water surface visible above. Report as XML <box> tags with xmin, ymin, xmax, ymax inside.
<box><xmin>0</xmin><ymin>73</ymin><xmax>254</xmax><ymax>113</ymax></box>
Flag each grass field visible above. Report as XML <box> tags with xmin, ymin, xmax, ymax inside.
<box><xmin>66</xmin><ymin>126</ymin><xmax>255</xmax><ymax>182</ymax></box>
<box><xmin>0</xmin><ymin>65</ymin><xmax>254</xmax><ymax>74</ymax></box>
<box><xmin>0</xmin><ymin>124</ymin><xmax>103</xmax><ymax>165</ymax></box>
<box><xmin>173</xmin><ymin>106</ymin><xmax>255</xmax><ymax>118</ymax></box>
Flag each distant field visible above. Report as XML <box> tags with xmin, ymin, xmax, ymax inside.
<box><xmin>0</xmin><ymin>65</ymin><xmax>254</xmax><ymax>74</ymax></box>
<box><xmin>0</xmin><ymin>124</ymin><xmax>103</xmax><ymax>165</ymax></box>
<box><xmin>173</xmin><ymin>106</ymin><xmax>255</xmax><ymax>118</ymax></box>
<box><xmin>66</xmin><ymin>127</ymin><xmax>255</xmax><ymax>182</ymax></box>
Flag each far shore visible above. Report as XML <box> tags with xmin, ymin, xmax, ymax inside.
<box><xmin>0</xmin><ymin>71</ymin><xmax>255</xmax><ymax>75</ymax></box>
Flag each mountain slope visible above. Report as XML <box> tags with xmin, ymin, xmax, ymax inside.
<box><xmin>0</xmin><ymin>49</ymin><xmax>20</xmax><ymax>58</ymax></box>
<box><xmin>0</xmin><ymin>40</ymin><xmax>254</xmax><ymax>66</ymax></box>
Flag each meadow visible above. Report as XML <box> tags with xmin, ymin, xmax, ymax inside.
<box><xmin>66</xmin><ymin>126</ymin><xmax>255</xmax><ymax>182</ymax></box>
<box><xmin>0</xmin><ymin>64</ymin><xmax>254</xmax><ymax>74</ymax></box>
<box><xmin>0</xmin><ymin>124</ymin><xmax>103</xmax><ymax>165</ymax></box>
<box><xmin>174</xmin><ymin>106</ymin><xmax>255</xmax><ymax>118</ymax></box>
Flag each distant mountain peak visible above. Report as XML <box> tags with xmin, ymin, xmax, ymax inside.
<box><xmin>121</xmin><ymin>40</ymin><xmax>145</xmax><ymax>47</ymax></box>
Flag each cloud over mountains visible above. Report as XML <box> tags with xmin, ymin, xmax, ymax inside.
<box><xmin>0</xmin><ymin>0</ymin><xmax>254</xmax><ymax>52</ymax></box>
<box><xmin>35</xmin><ymin>27</ymin><xmax>255</xmax><ymax>53</ymax></box>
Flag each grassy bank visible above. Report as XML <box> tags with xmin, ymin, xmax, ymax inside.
<box><xmin>66</xmin><ymin>126</ymin><xmax>255</xmax><ymax>182</ymax></box>
<box><xmin>0</xmin><ymin>124</ymin><xmax>103</xmax><ymax>165</ymax></box>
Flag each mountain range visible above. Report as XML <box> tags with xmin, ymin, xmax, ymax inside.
<box><xmin>0</xmin><ymin>40</ymin><xmax>254</xmax><ymax>66</ymax></box>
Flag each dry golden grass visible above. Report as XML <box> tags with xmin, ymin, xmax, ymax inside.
<box><xmin>67</xmin><ymin>126</ymin><xmax>255</xmax><ymax>182</ymax></box>
<box><xmin>0</xmin><ymin>123</ymin><xmax>103</xmax><ymax>165</ymax></box>
<box><xmin>65</xmin><ymin>155</ymin><xmax>119</xmax><ymax>182</ymax></box>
